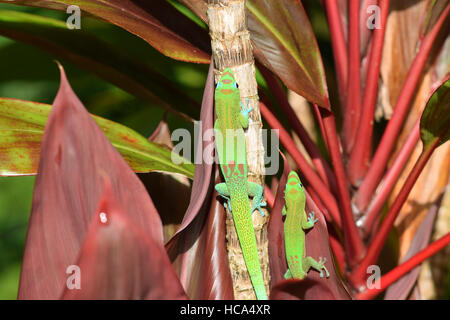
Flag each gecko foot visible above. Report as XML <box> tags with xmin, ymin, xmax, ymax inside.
<box><xmin>308</xmin><ymin>211</ymin><xmax>319</xmax><ymax>225</ymax></box>
<box><xmin>240</xmin><ymin>99</ymin><xmax>252</xmax><ymax>117</ymax></box>
<box><xmin>318</xmin><ymin>257</ymin><xmax>330</xmax><ymax>278</ymax></box>
<box><xmin>252</xmin><ymin>200</ymin><xmax>267</xmax><ymax>217</ymax></box>
<box><xmin>224</xmin><ymin>200</ymin><xmax>232</xmax><ymax>212</ymax></box>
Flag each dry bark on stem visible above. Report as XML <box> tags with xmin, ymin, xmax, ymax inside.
<box><xmin>207</xmin><ymin>0</ymin><xmax>269</xmax><ymax>300</ymax></box>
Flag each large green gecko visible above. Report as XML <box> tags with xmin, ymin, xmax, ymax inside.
<box><xmin>283</xmin><ymin>171</ymin><xmax>330</xmax><ymax>280</ymax></box>
<box><xmin>214</xmin><ymin>68</ymin><xmax>267</xmax><ymax>300</ymax></box>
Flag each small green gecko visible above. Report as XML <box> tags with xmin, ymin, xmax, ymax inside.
<box><xmin>214</xmin><ymin>68</ymin><xmax>267</xmax><ymax>300</ymax></box>
<box><xmin>283</xmin><ymin>171</ymin><xmax>330</xmax><ymax>280</ymax></box>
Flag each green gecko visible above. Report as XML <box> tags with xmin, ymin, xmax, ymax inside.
<box><xmin>214</xmin><ymin>68</ymin><xmax>267</xmax><ymax>300</ymax></box>
<box><xmin>283</xmin><ymin>171</ymin><xmax>330</xmax><ymax>280</ymax></box>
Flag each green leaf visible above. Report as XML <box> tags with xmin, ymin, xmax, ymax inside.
<box><xmin>420</xmin><ymin>77</ymin><xmax>450</xmax><ymax>148</ymax></box>
<box><xmin>0</xmin><ymin>0</ymin><xmax>210</xmax><ymax>64</ymax></box>
<box><xmin>0</xmin><ymin>9</ymin><xmax>200</xmax><ymax>120</ymax></box>
<box><xmin>179</xmin><ymin>0</ymin><xmax>330</xmax><ymax>109</ymax></box>
<box><xmin>0</xmin><ymin>98</ymin><xmax>195</xmax><ymax>178</ymax></box>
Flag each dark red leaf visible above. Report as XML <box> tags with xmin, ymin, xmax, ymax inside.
<box><xmin>270</xmin><ymin>278</ymin><xmax>336</xmax><ymax>300</ymax></box>
<box><xmin>166</xmin><ymin>60</ymin><xmax>215</xmax><ymax>245</ymax></box>
<box><xmin>139</xmin><ymin>170</ymin><xmax>191</xmax><ymax>244</ymax></box>
<box><xmin>18</xmin><ymin>65</ymin><xmax>163</xmax><ymax>299</ymax></box>
<box><xmin>165</xmin><ymin>61</ymin><xmax>233</xmax><ymax>299</ymax></box>
<box><xmin>302</xmin><ymin>190</ymin><xmax>352</xmax><ymax>299</ymax></box>
<box><xmin>247</xmin><ymin>0</ymin><xmax>330</xmax><ymax>109</ymax></box>
<box><xmin>148</xmin><ymin>114</ymin><xmax>172</xmax><ymax>147</ymax></box>
<box><xmin>420</xmin><ymin>0</ymin><xmax>450</xmax><ymax>37</ymax></box>
<box><xmin>142</xmin><ymin>116</ymin><xmax>192</xmax><ymax>243</ymax></box>
<box><xmin>168</xmin><ymin>182</ymin><xmax>234</xmax><ymax>300</ymax></box>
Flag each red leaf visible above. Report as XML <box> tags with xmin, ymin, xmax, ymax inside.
<box><xmin>148</xmin><ymin>115</ymin><xmax>172</xmax><ymax>148</ymax></box>
<box><xmin>168</xmin><ymin>182</ymin><xmax>234</xmax><ymax>300</ymax></box>
<box><xmin>302</xmin><ymin>190</ymin><xmax>352</xmax><ymax>299</ymax></box>
<box><xmin>18</xmin><ymin>65</ymin><xmax>163</xmax><ymax>299</ymax></box>
<box><xmin>143</xmin><ymin>116</ymin><xmax>192</xmax><ymax>243</ymax></box>
<box><xmin>247</xmin><ymin>0</ymin><xmax>330</xmax><ymax>109</ymax></box>
<box><xmin>62</xmin><ymin>184</ymin><xmax>187</xmax><ymax>299</ymax></box>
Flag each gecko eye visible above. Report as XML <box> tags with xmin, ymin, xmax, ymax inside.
<box><xmin>233</xmin><ymin>82</ymin><xmax>239</xmax><ymax>89</ymax></box>
<box><xmin>298</xmin><ymin>183</ymin><xmax>303</xmax><ymax>188</ymax></box>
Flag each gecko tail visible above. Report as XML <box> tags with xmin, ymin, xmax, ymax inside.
<box><xmin>248</xmin><ymin>271</ymin><xmax>268</xmax><ymax>300</ymax></box>
<box><xmin>231</xmin><ymin>197</ymin><xmax>268</xmax><ymax>300</ymax></box>
<box><xmin>254</xmin><ymin>284</ymin><xmax>268</xmax><ymax>300</ymax></box>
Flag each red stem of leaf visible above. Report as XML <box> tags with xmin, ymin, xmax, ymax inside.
<box><xmin>259</xmin><ymin>66</ymin><xmax>339</xmax><ymax>194</ymax></box>
<box><xmin>320</xmin><ymin>108</ymin><xmax>365</xmax><ymax>266</ymax></box>
<box><xmin>348</xmin><ymin>0</ymin><xmax>390</xmax><ymax>185</ymax></box>
<box><xmin>355</xmin><ymin>4</ymin><xmax>450</xmax><ymax>212</ymax></box>
<box><xmin>312</xmin><ymin>103</ymin><xmax>330</xmax><ymax>152</ymax></box>
<box><xmin>351</xmin><ymin>143</ymin><xmax>437</xmax><ymax>286</ymax></box>
<box><xmin>342</xmin><ymin>0</ymin><xmax>361</xmax><ymax>153</ymax></box>
<box><xmin>259</xmin><ymin>101</ymin><xmax>342</xmax><ymax>228</ymax></box>
<box><xmin>329</xmin><ymin>231</ymin><xmax>347</xmax><ymax>275</ymax></box>
<box><xmin>362</xmin><ymin>119</ymin><xmax>420</xmax><ymax>237</ymax></box>
<box><xmin>356</xmin><ymin>232</ymin><xmax>450</xmax><ymax>300</ymax></box>
<box><xmin>324</xmin><ymin>0</ymin><xmax>348</xmax><ymax>104</ymax></box>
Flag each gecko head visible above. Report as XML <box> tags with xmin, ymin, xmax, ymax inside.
<box><xmin>285</xmin><ymin>171</ymin><xmax>305</xmax><ymax>201</ymax></box>
<box><xmin>216</xmin><ymin>68</ymin><xmax>238</xmax><ymax>92</ymax></box>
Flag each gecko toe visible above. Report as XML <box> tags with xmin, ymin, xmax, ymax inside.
<box><xmin>257</xmin><ymin>207</ymin><xmax>265</xmax><ymax>217</ymax></box>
